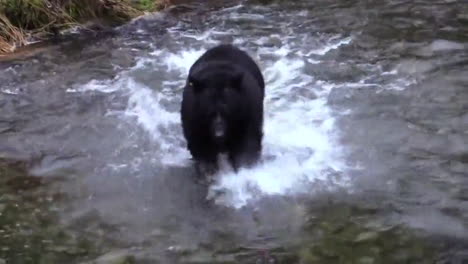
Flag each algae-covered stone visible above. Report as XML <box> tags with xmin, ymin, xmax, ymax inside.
<box><xmin>357</xmin><ymin>256</ymin><xmax>375</xmax><ymax>264</ymax></box>
<box><xmin>92</xmin><ymin>250</ymin><xmax>135</xmax><ymax>264</ymax></box>
<box><xmin>354</xmin><ymin>232</ymin><xmax>378</xmax><ymax>243</ymax></box>
<box><xmin>0</xmin><ymin>159</ymin><xmax>100</xmax><ymax>264</ymax></box>
<box><xmin>298</xmin><ymin>248</ymin><xmax>320</xmax><ymax>264</ymax></box>
<box><xmin>49</xmin><ymin>245</ymin><xmax>87</xmax><ymax>255</ymax></box>
<box><xmin>180</xmin><ymin>250</ymin><xmax>236</xmax><ymax>264</ymax></box>
<box><xmin>298</xmin><ymin>202</ymin><xmax>439</xmax><ymax>264</ymax></box>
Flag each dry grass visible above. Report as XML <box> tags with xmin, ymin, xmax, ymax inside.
<box><xmin>0</xmin><ymin>0</ymin><xmax>168</xmax><ymax>54</ymax></box>
<box><xmin>0</xmin><ymin>13</ymin><xmax>26</xmax><ymax>53</ymax></box>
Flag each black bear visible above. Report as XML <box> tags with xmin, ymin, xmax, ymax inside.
<box><xmin>180</xmin><ymin>44</ymin><xmax>265</xmax><ymax>178</ymax></box>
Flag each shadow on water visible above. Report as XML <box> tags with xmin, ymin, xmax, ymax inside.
<box><xmin>1</xmin><ymin>0</ymin><xmax>468</xmax><ymax>263</ymax></box>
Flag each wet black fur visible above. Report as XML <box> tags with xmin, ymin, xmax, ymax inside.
<box><xmin>180</xmin><ymin>44</ymin><xmax>265</xmax><ymax>176</ymax></box>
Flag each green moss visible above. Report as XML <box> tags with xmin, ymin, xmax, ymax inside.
<box><xmin>136</xmin><ymin>0</ymin><xmax>156</xmax><ymax>11</ymax></box>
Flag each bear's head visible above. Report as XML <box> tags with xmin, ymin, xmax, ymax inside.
<box><xmin>187</xmin><ymin>63</ymin><xmax>247</xmax><ymax>143</ymax></box>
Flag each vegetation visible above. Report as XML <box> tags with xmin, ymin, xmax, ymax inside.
<box><xmin>0</xmin><ymin>0</ymin><xmax>170</xmax><ymax>54</ymax></box>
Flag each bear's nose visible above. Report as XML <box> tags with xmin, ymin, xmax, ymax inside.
<box><xmin>213</xmin><ymin>114</ymin><xmax>226</xmax><ymax>138</ymax></box>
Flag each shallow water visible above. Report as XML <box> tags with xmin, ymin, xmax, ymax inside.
<box><xmin>1</xmin><ymin>0</ymin><xmax>468</xmax><ymax>263</ymax></box>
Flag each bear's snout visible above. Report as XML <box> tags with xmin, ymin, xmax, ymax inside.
<box><xmin>211</xmin><ymin>114</ymin><xmax>226</xmax><ymax>139</ymax></box>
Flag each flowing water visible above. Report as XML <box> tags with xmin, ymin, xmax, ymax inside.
<box><xmin>1</xmin><ymin>0</ymin><xmax>468</xmax><ymax>263</ymax></box>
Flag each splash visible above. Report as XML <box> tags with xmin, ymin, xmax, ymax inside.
<box><xmin>73</xmin><ymin>8</ymin><xmax>354</xmax><ymax>209</ymax></box>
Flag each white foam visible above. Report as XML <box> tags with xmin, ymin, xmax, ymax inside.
<box><xmin>1</xmin><ymin>88</ymin><xmax>20</xmax><ymax>95</ymax></box>
<box><xmin>67</xmin><ymin>79</ymin><xmax>120</xmax><ymax>93</ymax></box>
<box><xmin>306</xmin><ymin>37</ymin><xmax>352</xmax><ymax>56</ymax></box>
<box><xmin>162</xmin><ymin>49</ymin><xmax>206</xmax><ymax>73</ymax></box>
<box><xmin>124</xmin><ymin>80</ymin><xmax>179</xmax><ymax>129</ymax></box>
<box><xmin>124</xmin><ymin>79</ymin><xmax>191</xmax><ymax>165</ymax></box>
<box><xmin>207</xmin><ymin>46</ymin><xmax>349</xmax><ymax>207</ymax></box>
<box><xmin>429</xmin><ymin>39</ymin><xmax>465</xmax><ymax>52</ymax></box>
<box><xmin>73</xmin><ymin>9</ymin><xmax>354</xmax><ymax>208</ymax></box>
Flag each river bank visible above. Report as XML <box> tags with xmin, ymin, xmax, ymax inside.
<box><xmin>0</xmin><ymin>0</ymin><xmax>171</xmax><ymax>55</ymax></box>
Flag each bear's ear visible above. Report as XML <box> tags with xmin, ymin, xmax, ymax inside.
<box><xmin>230</xmin><ymin>72</ymin><xmax>243</xmax><ymax>90</ymax></box>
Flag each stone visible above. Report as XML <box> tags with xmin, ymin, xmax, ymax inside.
<box><xmin>354</xmin><ymin>232</ymin><xmax>378</xmax><ymax>243</ymax></box>
<box><xmin>92</xmin><ymin>250</ymin><xmax>135</xmax><ymax>264</ymax></box>
<box><xmin>358</xmin><ymin>256</ymin><xmax>375</xmax><ymax>264</ymax></box>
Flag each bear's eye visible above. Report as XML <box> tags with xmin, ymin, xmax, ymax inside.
<box><xmin>188</xmin><ymin>80</ymin><xmax>204</xmax><ymax>93</ymax></box>
<box><xmin>188</xmin><ymin>77</ymin><xmax>203</xmax><ymax>92</ymax></box>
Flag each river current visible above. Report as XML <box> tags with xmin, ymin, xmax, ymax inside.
<box><xmin>1</xmin><ymin>0</ymin><xmax>467</xmax><ymax>263</ymax></box>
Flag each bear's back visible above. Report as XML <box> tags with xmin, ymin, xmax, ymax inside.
<box><xmin>190</xmin><ymin>44</ymin><xmax>265</xmax><ymax>92</ymax></box>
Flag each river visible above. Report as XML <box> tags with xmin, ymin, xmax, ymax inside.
<box><xmin>1</xmin><ymin>0</ymin><xmax>467</xmax><ymax>263</ymax></box>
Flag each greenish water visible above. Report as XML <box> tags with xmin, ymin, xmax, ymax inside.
<box><xmin>1</xmin><ymin>0</ymin><xmax>467</xmax><ymax>263</ymax></box>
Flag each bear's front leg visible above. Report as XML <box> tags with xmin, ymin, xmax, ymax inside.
<box><xmin>193</xmin><ymin>151</ymin><xmax>219</xmax><ymax>184</ymax></box>
<box><xmin>228</xmin><ymin>134</ymin><xmax>261</xmax><ymax>172</ymax></box>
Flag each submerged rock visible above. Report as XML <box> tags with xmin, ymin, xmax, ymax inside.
<box><xmin>180</xmin><ymin>250</ymin><xmax>236</xmax><ymax>264</ymax></box>
<box><xmin>354</xmin><ymin>232</ymin><xmax>378</xmax><ymax>243</ymax></box>
<box><xmin>0</xmin><ymin>159</ymin><xmax>98</xmax><ymax>263</ymax></box>
<box><xmin>90</xmin><ymin>250</ymin><xmax>135</xmax><ymax>264</ymax></box>
<box><xmin>357</xmin><ymin>256</ymin><xmax>375</xmax><ymax>264</ymax></box>
<box><xmin>298</xmin><ymin>202</ymin><xmax>438</xmax><ymax>263</ymax></box>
